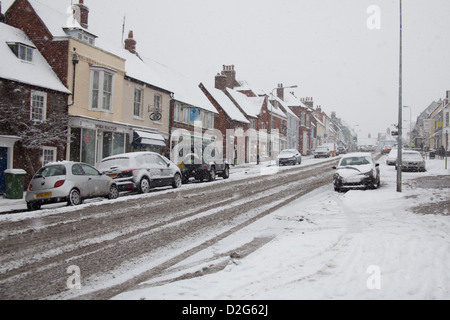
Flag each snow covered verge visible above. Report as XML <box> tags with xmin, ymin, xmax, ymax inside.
<box><xmin>114</xmin><ymin>157</ymin><xmax>450</xmax><ymax>300</ymax></box>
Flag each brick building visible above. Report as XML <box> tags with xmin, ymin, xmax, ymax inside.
<box><xmin>0</xmin><ymin>22</ymin><xmax>70</xmax><ymax>191</ymax></box>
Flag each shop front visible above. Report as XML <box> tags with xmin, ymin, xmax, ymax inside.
<box><xmin>68</xmin><ymin>116</ymin><xmax>168</xmax><ymax>167</ymax></box>
<box><xmin>68</xmin><ymin>116</ymin><xmax>131</xmax><ymax>167</ymax></box>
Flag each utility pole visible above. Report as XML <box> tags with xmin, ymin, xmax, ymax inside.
<box><xmin>397</xmin><ymin>0</ymin><xmax>403</xmax><ymax>192</ymax></box>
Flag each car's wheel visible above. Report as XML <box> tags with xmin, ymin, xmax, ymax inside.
<box><xmin>222</xmin><ymin>165</ymin><xmax>230</xmax><ymax>179</ymax></box>
<box><xmin>172</xmin><ymin>173</ymin><xmax>182</xmax><ymax>188</ymax></box>
<box><xmin>138</xmin><ymin>177</ymin><xmax>151</xmax><ymax>193</ymax></box>
<box><xmin>27</xmin><ymin>201</ymin><xmax>41</xmax><ymax>211</ymax></box>
<box><xmin>68</xmin><ymin>189</ymin><xmax>82</xmax><ymax>206</ymax></box>
<box><xmin>208</xmin><ymin>167</ymin><xmax>216</xmax><ymax>182</ymax></box>
<box><xmin>108</xmin><ymin>184</ymin><xmax>119</xmax><ymax>199</ymax></box>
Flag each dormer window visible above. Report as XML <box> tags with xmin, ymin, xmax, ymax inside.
<box><xmin>8</xmin><ymin>42</ymin><xmax>34</xmax><ymax>62</ymax></box>
<box><xmin>64</xmin><ymin>28</ymin><xmax>96</xmax><ymax>46</ymax></box>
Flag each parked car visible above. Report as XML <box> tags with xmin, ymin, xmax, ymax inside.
<box><xmin>396</xmin><ymin>150</ymin><xmax>426</xmax><ymax>172</ymax></box>
<box><xmin>98</xmin><ymin>152</ymin><xmax>182</xmax><ymax>193</ymax></box>
<box><xmin>332</xmin><ymin>152</ymin><xmax>380</xmax><ymax>192</ymax></box>
<box><xmin>176</xmin><ymin>143</ymin><xmax>230</xmax><ymax>183</ymax></box>
<box><xmin>277</xmin><ymin>149</ymin><xmax>302</xmax><ymax>166</ymax></box>
<box><xmin>337</xmin><ymin>146</ymin><xmax>347</xmax><ymax>155</ymax></box>
<box><xmin>26</xmin><ymin>161</ymin><xmax>119</xmax><ymax>210</ymax></box>
<box><xmin>381</xmin><ymin>146</ymin><xmax>392</xmax><ymax>155</ymax></box>
<box><xmin>386</xmin><ymin>148</ymin><xmax>398</xmax><ymax>166</ymax></box>
<box><xmin>314</xmin><ymin>145</ymin><xmax>331</xmax><ymax>158</ymax></box>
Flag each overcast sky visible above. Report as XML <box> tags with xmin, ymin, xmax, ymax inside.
<box><xmin>4</xmin><ymin>0</ymin><xmax>450</xmax><ymax>138</ymax></box>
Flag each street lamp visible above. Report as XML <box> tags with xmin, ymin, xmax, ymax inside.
<box><xmin>397</xmin><ymin>0</ymin><xmax>403</xmax><ymax>192</ymax></box>
<box><xmin>269</xmin><ymin>85</ymin><xmax>298</xmax><ymax>159</ymax></box>
<box><xmin>403</xmin><ymin>106</ymin><xmax>412</xmax><ymax>146</ymax></box>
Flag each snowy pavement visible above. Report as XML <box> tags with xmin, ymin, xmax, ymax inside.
<box><xmin>113</xmin><ymin>156</ymin><xmax>450</xmax><ymax>300</ymax></box>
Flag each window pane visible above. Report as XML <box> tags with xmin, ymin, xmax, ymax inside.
<box><xmin>134</xmin><ymin>88</ymin><xmax>142</xmax><ymax>117</ymax></box>
<box><xmin>81</xmin><ymin>128</ymin><xmax>96</xmax><ymax>165</ymax></box>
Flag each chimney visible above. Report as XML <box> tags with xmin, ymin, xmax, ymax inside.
<box><xmin>220</xmin><ymin>64</ymin><xmax>237</xmax><ymax>89</ymax></box>
<box><xmin>303</xmin><ymin>97</ymin><xmax>314</xmax><ymax>109</ymax></box>
<box><xmin>276</xmin><ymin>83</ymin><xmax>284</xmax><ymax>101</ymax></box>
<box><xmin>124</xmin><ymin>30</ymin><xmax>137</xmax><ymax>53</ymax></box>
<box><xmin>215</xmin><ymin>73</ymin><xmax>227</xmax><ymax>90</ymax></box>
<box><xmin>74</xmin><ymin>0</ymin><xmax>89</xmax><ymax>29</ymax></box>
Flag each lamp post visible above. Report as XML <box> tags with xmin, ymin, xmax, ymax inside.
<box><xmin>397</xmin><ymin>0</ymin><xmax>403</xmax><ymax>192</ymax></box>
<box><xmin>403</xmin><ymin>106</ymin><xmax>412</xmax><ymax>146</ymax></box>
<box><xmin>269</xmin><ymin>85</ymin><xmax>297</xmax><ymax>159</ymax></box>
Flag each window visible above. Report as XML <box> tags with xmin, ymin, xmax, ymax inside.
<box><xmin>208</xmin><ymin>113</ymin><xmax>215</xmax><ymax>129</ymax></box>
<box><xmin>134</xmin><ymin>88</ymin><xmax>143</xmax><ymax>118</ymax></box>
<box><xmin>31</xmin><ymin>91</ymin><xmax>47</xmax><ymax>121</ymax></box>
<box><xmin>42</xmin><ymin>147</ymin><xmax>56</xmax><ymax>166</ymax></box>
<box><xmin>200</xmin><ymin>111</ymin><xmax>206</xmax><ymax>128</ymax></box>
<box><xmin>174</xmin><ymin>103</ymin><xmax>181</xmax><ymax>122</ymax></box>
<box><xmin>90</xmin><ymin>68</ymin><xmax>114</xmax><ymax>111</ymax></box>
<box><xmin>182</xmin><ymin>107</ymin><xmax>190</xmax><ymax>123</ymax></box>
<box><xmin>153</xmin><ymin>94</ymin><xmax>162</xmax><ymax>121</ymax></box>
<box><xmin>8</xmin><ymin>43</ymin><xmax>33</xmax><ymax>62</ymax></box>
<box><xmin>301</xmin><ymin>111</ymin><xmax>306</xmax><ymax>127</ymax></box>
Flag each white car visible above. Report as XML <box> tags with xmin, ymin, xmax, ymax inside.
<box><xmin>332</xmin><ymin>152</ymin><xmax>380</xmax><ymax>192</ymax></box>
<box><xmin>386</xmin><ymin>148</ymin><xmax>398</xmax><ymax>166</ymax></box>
<box><xmin>314</xmin><ymin>146</ymin><xmax>331</xmax><ymax>158</ymax></box>
<box><xmin>397</xmin><ymin>150</ymin><xmax>426</xmax><ymax>172</ymax></box>
<box><xmin>277</xmin><ymin>149</ymin><xmax>302</xmax><ymax>166</ymax></box>
<box><xmin>98</xmin><ymin>152</ymin><xmax>182</xmax><ymax>193</ymax></box>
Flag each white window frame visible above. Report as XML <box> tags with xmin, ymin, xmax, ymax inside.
<box><xmin>42</xmin><ymin>146</ymin><xmax>57</xmax><ymax>166</ymax></box>
<box><xmin>133</xmin><ymin>87</ymin><xmax>143</xmax><ymax>118</ymax></box>
<box><xmin>174</xmin><ymin>102</ymin><xmax>181</xmax><ymax>122</ymax></box>
<box><xmin>30</xmin><ymin>90</ymin><xmax>47</xmax><ymax>122</ymax></box>
<box><xmin>89</xmin><ymin>67</ymin><xmax>115</xmax><ymax>112</ymax></box>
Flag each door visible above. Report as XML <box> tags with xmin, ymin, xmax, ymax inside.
<box><xmin>80</xmin><ymin>163</ymin><xmax>109</xmax><ymax>197</ymax></box>
<box><xmin>0</xmin><ymin>147</ymin><xmax>7</xmax><ymax>194</ymax></box>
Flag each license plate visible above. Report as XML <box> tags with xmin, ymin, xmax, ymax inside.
<box><xmin>36</xmin><ymin>192</ymin><xmax>52</xmax><ymax>199</ymax></box>
<box><xmin>108</xmin><ymin>174</ymin><xmax>118</xmax><ymax>178</ymax></box>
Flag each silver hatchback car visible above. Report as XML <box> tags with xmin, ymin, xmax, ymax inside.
<box><xmin>26</xmin><ymin>161</ymin><xmax>119</xmax><ymax>210</ymax></box>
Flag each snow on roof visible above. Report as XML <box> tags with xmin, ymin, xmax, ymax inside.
<box><xmin>28</xmin><ymin>0</ymin><xmax>98</xmax><ymax>38</ymax></box>
<box><xmin>267</xmin><ymin>97</ymin><xmax>287</xmax><ymax>119</ymax></box>
<box><xmin>284</xmin><ymin>91</ymin><xmax>311</xmax><ymax>109</ymax></box>
<box><xmin>0</xmin><ymin>23</ymin><xmax>70</xmax><ymax>94</ymax></box>
<box><xmin>270</xmin><ymin>95</ymin><xmax>298</xmax><ymax>119</ymax></box>
<box><xmin>139</xmin><ymin>56</ymin><xmax>218</xmax><ymax>114</ymax></box>
<box><xmin>226</xmin><ymin>88</ymin><xmax>265</xmax><ymax>118</ymax></box>
<box><xmin>202</xmin><ymin>84</ymin><xmax>249</xmax><ymax>124</ymax></box>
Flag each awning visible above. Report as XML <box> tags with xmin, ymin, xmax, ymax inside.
<box><xmin>132</xmin><ymin>130</ymin><xmax>166</xmax><ymax>148</ymax></box>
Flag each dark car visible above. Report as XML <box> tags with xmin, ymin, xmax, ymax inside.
<box><xmin>177</xmin><ymin>144</ymin><xmax>230</xmax><ymax>183</ymax></box>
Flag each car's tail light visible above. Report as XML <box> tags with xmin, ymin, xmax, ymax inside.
<box><xmin>28</xmin><ymin>184</ymin><xmax>33</xmax><ymax>191</ymax></box>
<box><xmin>120</xmin><ymin>170</ymin><xmax>135</xmax><ymax>178</ymax></box>
<box><xmin>54</xmin><ymin>180</ymin><xmax>65</xmax><ymax>188</ymax></box>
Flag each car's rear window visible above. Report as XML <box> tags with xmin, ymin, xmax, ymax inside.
<box><xmin>35</xmin><ymin>165</ymin><xmax>66</xmax><ymax>178</ymax></box>
<box><xmin>99</xmin><ymin>157</ymin><xmax>130</xmax><ymax>170</ymax></box>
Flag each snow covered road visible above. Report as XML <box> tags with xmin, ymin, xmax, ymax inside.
<box><xmin>114</xmin><ymin>157</ymin><xmax>450</xmax><ymax>300</ymax></box>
